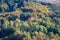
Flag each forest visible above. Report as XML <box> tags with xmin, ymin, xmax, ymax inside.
<box><xmin>0</xmin><ymin>0</ymin><xmax>60</xmax><ymax>40</ymax></box>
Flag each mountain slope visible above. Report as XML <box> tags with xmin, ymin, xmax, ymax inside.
<box><xmin>0</xmin><ymin>1</ymin><xmax>60</xmax><ymax>40</ymax></box>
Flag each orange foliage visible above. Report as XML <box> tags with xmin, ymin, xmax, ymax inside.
<box><xmin>27</xmin><ymin>15</ymin><xmax>35</xmax><ymax>22</ymax></box>
<box><xmin>36</xmin><ymin>32</ymin><xmax>44</xmax><ymax>40</ymax></box>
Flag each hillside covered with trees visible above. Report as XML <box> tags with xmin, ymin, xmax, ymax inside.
<box><xmin>0</xmin><ymin>0</ymin><xmax>60</xmax><ymax>40</ymax></box>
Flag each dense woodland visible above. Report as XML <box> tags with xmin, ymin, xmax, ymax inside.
<box><xmin>0</xmin><ymin>0</ymin><xmax>60</xmax><ymax>40</ymax></box>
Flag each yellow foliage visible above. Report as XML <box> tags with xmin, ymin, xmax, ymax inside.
<box><xmin>12</xmin><ymin>8</ymin><xmax>22</xmax><ymax>17</ymax></box>
<box><xmin>3</xmin><ymin>20</ymin><xmax>9</xmax><ymax>28</ymax></box>
<box><xmin>15</xmin><ymin>29</ymin><xmax>21</xmax><ymax>34</ymax></box>
<box><xmin>57</xmin><ymin>18</ymin><xmax>60</xmax><ymax>22</ymax></box>
<box><xmin>0</xmin><ymin>3</ymin><xmax>8</xmax><ymax>9</ymax></box>
<box><xmin>23</xmin><ymin>22</ymin><xmax>29</xmax><ymax>27</ymax></box>
<box><xmin>23</xmin><ymin>2</ymin><xmax>53</xmax><ymax>14</ymax></box>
